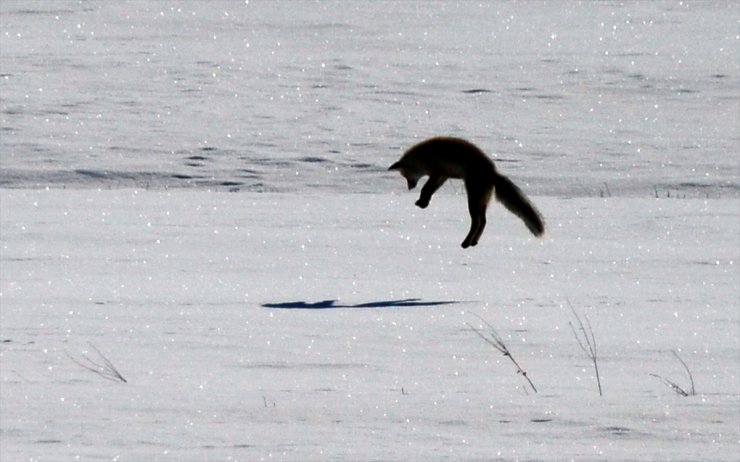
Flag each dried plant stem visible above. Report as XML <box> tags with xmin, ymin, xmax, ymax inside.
<box><xmin>650</xmin><ymin>350</ymin><xmax>696</xmax><ymax>397</ymax></box>
<box><xmin>67</xmin><ymin>343</ymin><xmax>127</xmax><ymax>383</ymax></box>
<box><xmin>467</xmin><ymin>312</ymin><xmax>537</xmax><ymax>394</ymax></box>
<box><xmin>568</xmin><ymin>300</ymin><xmax>602</xmax><ymax>396</ymax></box>
<box><xmin>672</xmin><ymin>350</ymin><xmax>696</xmax><ymax>395</ymax></box>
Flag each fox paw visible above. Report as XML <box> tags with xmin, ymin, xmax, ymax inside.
<box><xmin>415</xmin><ymin>199</ymin><xmax>429</xmax><ymax>209</ymax></box>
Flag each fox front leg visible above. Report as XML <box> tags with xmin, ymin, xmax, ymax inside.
<box><xmin>415</xmin><ymin>175</ymin><xmax>447</xmax><ymax>209</ymax></box>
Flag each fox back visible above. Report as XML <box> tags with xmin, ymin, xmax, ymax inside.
<box><xmin>388</xmin><ymin>137</ymin><xmax>496</xmax><ymax>189</ymax></box>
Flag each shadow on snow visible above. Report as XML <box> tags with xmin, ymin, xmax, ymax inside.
<box><xmin>261</xmin><ymin>298</ymin><xmax>458</xmax><ymax>310</ymax></box>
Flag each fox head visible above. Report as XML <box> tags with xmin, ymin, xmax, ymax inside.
<box><xmin>389</xmin><ymin>159</ymin><xmax>423</xmax><ymax>190</ymax></box>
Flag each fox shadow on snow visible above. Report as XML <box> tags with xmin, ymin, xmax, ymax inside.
<box><xmin>262</xmin><ymin>298</ymin><xmax>458</xmax><ymax>310</ymax></box>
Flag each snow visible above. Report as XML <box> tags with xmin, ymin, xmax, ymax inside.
<box><xmin>2</xmin><ymin>190</ymin><xmax>738</xmax><ymax>461</ymax></box>
<box><xmin>1</xmin><ymin>1</ymin><xmax>739</xmax><ymax>461</ymax></box>
<box><xmin>1</xmin><ymin>1</ymin><xmax>737</xmax><ymax>196</ymax></box>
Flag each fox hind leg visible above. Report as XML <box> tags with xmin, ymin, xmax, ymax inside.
<box><xmin>462</xmin><ymin>213</ymin><xmax>485</xmax><ymax>248</ymax></box>
<box><xmin>462</xmin><ymin>186</ymin><xmax>493</xmax><ymax>248</ymax></box>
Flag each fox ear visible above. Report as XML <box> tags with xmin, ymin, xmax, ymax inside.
<box><xmin>388</xmin><ymin>160</ymin><xmax>402</xmax><ymax>171</ymax></box>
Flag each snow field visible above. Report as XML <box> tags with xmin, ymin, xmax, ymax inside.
<box><xmin>1</xmin><ymin>188</ymin><xmax>737</xmax><ymax>461</ymax></box>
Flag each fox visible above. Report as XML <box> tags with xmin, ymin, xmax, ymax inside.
<box><xmin>389</xmin><ymin>136</ymin><xmax>545</xmax><ymax>248</ymax></box>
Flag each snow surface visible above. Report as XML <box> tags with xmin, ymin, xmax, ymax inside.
<box><xmin>1</xmin><ymin>1</ymin><xmax>739</xmax><ymax>461</ymax></box>
<box><xmin>1</xmin><ymin>190</ymin><xmax>738</xmax><ymax>461</ymax></box>
<box><xmin>1</xmin><ymin>0</ymin><xmax>738</xmax><ymax>196</ymax></box>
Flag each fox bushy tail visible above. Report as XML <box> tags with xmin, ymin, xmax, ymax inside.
<box><xmin>492</xmin><ymin>172</ymin><xmax>545</xmax><ymax>237</ymax></box>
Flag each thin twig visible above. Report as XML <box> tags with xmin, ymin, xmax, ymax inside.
<box><xmin>67</xmin><ymin>343</ymin><xmax>127</xmax><ymax>383</ymax></box>
<box><xmin>649</xmin><ymin>373</ymin><xmax>690</xmax><ymax>397</ymax></box>
<box><xmin>567</xmin><ymin>300</ymin><xmax>602</xmax><ymax>396</ymax></box>
<box><xmin>651</xmin><ymin>350</ymin><xmax>695</xmax><ymax>396</ymax></box>
<box><xmin>467</xmin><ymin>312</ymin><xmax>537</xmax><ymax>394</ymax></box>
<box><xmin>671</xmin><ymin>350</ymin><xmax>695</xmax><ymax>396</ymax></box>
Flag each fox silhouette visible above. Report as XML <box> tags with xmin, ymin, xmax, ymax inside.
<box><xmin>389</xmin><ymin>137</ymin><xmax>545</xmax><ymax>248</ymax></box>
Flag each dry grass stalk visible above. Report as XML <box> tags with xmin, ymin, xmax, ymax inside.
<box><xmin>650</xmin><ymin>350</ymin><xmax>696</xmax><ymax>397</ymax></box>
<box><xmin>67</xmin><ymin>343</ymin><xmax>127</xmax><ymax>383</ymax></box>
<box><xmin>568</xmin><ymin>300</ymin><xmax>602</xmax><ymax>396</ymax></box>
<box><xmin>467</xmin><ymin>312</ymin><xmax>538</xmax><ymax>394</ymax></box>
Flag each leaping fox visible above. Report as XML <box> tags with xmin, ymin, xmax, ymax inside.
<box><xmin>389</xmin><ymin>137</ymin><xmax>545</xmax><ymax>248</ymax></box>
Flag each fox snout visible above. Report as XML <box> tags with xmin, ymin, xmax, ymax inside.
<box><xmin>398</xmin><ymin>173</ymin><xmax>419</xmax><ymax>189</ymax></box>
<box><xmin>389</xmin><ymin>162</ymin><xmax>419</xmax><ymax>190</ymax></box>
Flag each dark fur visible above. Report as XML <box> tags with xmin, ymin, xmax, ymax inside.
<box><xmin>389</xmin><ymin>137</ymin><xmax>545</xmax><ymax>248</ymax></box>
